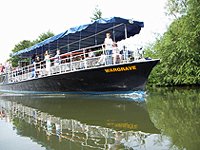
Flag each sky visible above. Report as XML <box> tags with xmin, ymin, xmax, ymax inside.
<box><xmin>0</xmin><ymin>0</ymin><xmax>169</xmax><ymax>63</ymax></box>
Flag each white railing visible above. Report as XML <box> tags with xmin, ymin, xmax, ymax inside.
<box><xmin>6</xmin><ymin>45</ymin><xmax>144</xmax><ymax>83</ymax></box>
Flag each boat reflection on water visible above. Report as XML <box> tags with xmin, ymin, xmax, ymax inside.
<box><xmin>0</xmin><ymin>92</ymin><xmax>162</xmax><ymax>150</ymax></box>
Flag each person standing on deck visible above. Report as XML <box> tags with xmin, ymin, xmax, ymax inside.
<box><xmin>104</xmin><ymin>32</ymin><xmax>114</xmax><ymax>65</ymax></box>
<box><xmin>54</xmin><ymin>49</ymin><xmax>61</xmax><ymax>73</ymax></box>
<box><xmin>54</xmin><ymin>49</ymin><xmax>61</xmax><ymax>66</ymax></box>
<box><xmin>44</xmin><ymin>51</ymin><xmax>51</xmax><ymax>76</ymax></box>
<box><xmin>0</xmin><ymin>63</ymin><xmax>5</xmax><ymax>74</ymax></box>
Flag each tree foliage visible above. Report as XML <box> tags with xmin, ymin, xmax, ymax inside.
<box><xmin>146</xmin><ymin>0</ymin><xmax>200</xmax><ymax>86</ymax></box>
<box><xmin>9</xmin><ymin>40</ymin><xmax>33</xmax><ymax>67</ymax></box>
<box><xmin>90</xmin><ymin>5</ymin><xmax>102</xmax><ymax>22</ymax></box>
<box><xmin>10</xmin><ymin>31</ymin><xmax>54</xmax><ymax>67</ymax></box>
<box><xmin>32</xmin><ymin>30</ymin><xmax>54</xmax><ymax>44</ymax></box>
<box><xmin>165</xmin><ymin>0</ymin><xmax>188</xmax><ymax>18</ymax></box>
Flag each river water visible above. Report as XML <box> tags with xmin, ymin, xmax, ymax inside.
<box><xmin>0</xmin><ymin>87</ymin><xmax>199</xmax><ymax>150</ymax></box>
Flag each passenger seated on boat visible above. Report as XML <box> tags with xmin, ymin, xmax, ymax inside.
<box><xmin>121</xmin><ymin>45</ymin><xmax>129</xmax><ymax>62</ymax></box>
<box><xmin>35</xmin><ymin>55</ymin><xmax>41</xmax><ymax>77</ymax></box>
<box><xmin>112</xmin><ymin>43</ymin><xmax>122</xmax><ymax>64</ymax></box>
<box><xmin>53</xmin><ymin>49</ymin><xmax>61</xmax><ymax>73</ymax></box>
<box><xmin>136</xmin><ymin>47</ymin><xmax>144</xmax><ymax>60</ymax></box>
<box><xmin>88</xmin><ymin>49</ymin><xmax>95</xmax><ymax>58</ymax></box>
<box><xmin>104</xmin><ymin>32</ymin><xmax>114</xmax><ymax>65</ymax></box>
<box><xmin>86</xmin><ymin>49</ymin><xmax>96</xmax><ymax>68</ymax></box>
<box><xmin>54</xmin><ymin>49</ymin><xmax>61</xmax><ymax>66</ymax></box>
<box><xmin>96</xmin><ymin>53</ymin><xmax>106</xmax><ymax>66</ymax></box>
<box><xmin>83</xmin><ymin>49</ymin><xmax>93</xmax><ymax>68</ymax></box>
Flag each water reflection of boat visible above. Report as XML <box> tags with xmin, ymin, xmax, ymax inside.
<box><xmin>0</xmin><ymin>95</ymin><xmax>160</xmax><ymax>149</ymax></box>
<box><xmin>0</xmin><ymin>17</ymin><xmax>159</xmax><ymax>94</ymax></box>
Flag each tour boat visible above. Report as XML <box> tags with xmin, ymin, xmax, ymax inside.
<box><xmin>0</xmin><ymin>17</ymin><xmax>159</xmax><ymax>94</ymax></box>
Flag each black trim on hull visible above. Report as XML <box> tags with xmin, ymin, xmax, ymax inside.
<box><xmin>0</xmin><ymin>60</ymin><xmax>159</xmax><ymax>94</ymax></box>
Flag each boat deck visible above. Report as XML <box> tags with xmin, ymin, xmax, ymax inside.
<box><xmin>3</xmin><ymin>46</ymin><xmax>145</xmax><ymax>84</ymax></box>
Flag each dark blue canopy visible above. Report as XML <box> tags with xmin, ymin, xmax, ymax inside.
<box><xmin>13</xmin><ymin>17</ymin><xmax>144</xmax><ymax>57</ymax></box>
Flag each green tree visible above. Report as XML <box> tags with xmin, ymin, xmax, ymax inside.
<box><xmin>90</xmin><ymin>5</ymin><xmax>103</xmax><ymax>22</ymax></box>
<box><xmin>33</xmin><ymin>30</ymin><xmax>54</xmax><ymax>44</ymax></box>
<box><xmin>10</xmin><ymin>31</ymin><xmax>54</xmax><ymax>67</ymax></box>
<box><xmin>146</xmin><ymin>0</ymin><xmax>200</xmax><ymax>86</ymax></box>
<box><xmin>9</xmin><ymin>40</ymin><xmax>33</xmax><ymax>67</ymax></box>
<box><xmin>165</xmin><ymin>0</ymin><xmax>188</xmax><ymax>18</ymax></box>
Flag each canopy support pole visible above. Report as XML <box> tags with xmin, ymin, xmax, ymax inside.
<box><xmin>95</xmin><ymin>22</ymin><xmax>97</xmax><ymax>45</ymax></box>
<box><xmin>67</xmin><ymin>36</ymin><xmax>70</xmax><ymax>52</ymax></box>
<box><xmin>112</xmin><ymin>23</ymin><xmax>116</xmax><ymax>42</ymax></box>
<box><xmin>79</xmin><ymin>31</ymin><xmax>82</xmax><ymax>50</ymax></box>
<box><xmin>124</xmin><ymin>24</ymin><xmax>127</xmax><ymax>39</ymax></box>
<box><xmin>57</xmin><ymin>40</ymin><xmax>59</xmax><ymax>51</ymax></box>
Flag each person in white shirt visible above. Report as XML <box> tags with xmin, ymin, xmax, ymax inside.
<box><xmin>44</xmin><ymin>51</ymin><xmax>51</xmax><ymax>75</ymax></box>
<box><xmin>104</xmin><ymin>32</ymin><xmax>114</xmax><ymax>65</ymax></box>
<box><xmin>54</xmin><ymin>49</ymin><xmax>61</xmax><ymax>66</ymax></box>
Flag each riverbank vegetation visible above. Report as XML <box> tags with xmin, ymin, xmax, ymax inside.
<box><xmin>146</xmin><ymin>0</ymin><xmax>200</xmax><ymax>86</ymax></box>
<box><xmin>146</xmin><ymin>87</ymin><xmax>200</xmax><ymax>150</ymax></box>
